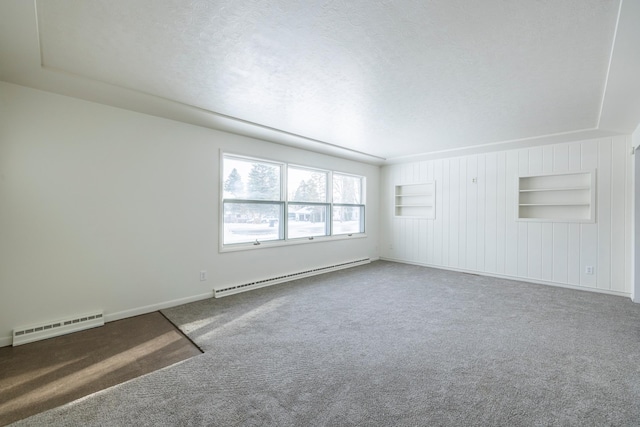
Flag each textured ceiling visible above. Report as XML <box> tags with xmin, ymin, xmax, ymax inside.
<box><xmin>3</xmin><ymin>1</ymin><xmax>635</xmax><ymax>161</ymax></box>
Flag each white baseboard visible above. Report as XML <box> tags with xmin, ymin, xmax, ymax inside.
<box><xmin>380</xmin><ymin>257</ymin><xmax>631</xmax><ymax>299</ymax></box>
<box><xmin>214</xmin><ymin>258</ymin><xmax>371</xmax><ymax>298</ymax></box>
<box><xmin>104</xmin><ymin>291</ymin><xmax>214</xmax><ymax>323</ymax></box>
<box><xmin>1</xmin><ymin>260</ymin><xmax>382</xmax><ymax>348</ymax></box>
<box><xmin>0</xmin><ymin>292</ymin><xmax>214</xmax><ymax>348</ymax></box>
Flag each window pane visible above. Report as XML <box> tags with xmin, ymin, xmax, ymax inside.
<box><xmin>288</xmin><ymin>167</ymin><xmax>327</xmax><ymax>203</ymax></box>
<box><xmin>223</xmin><ymin>156</ymin><xmax>281</xmax><ymax>200</ymax></box>
<box><xmin>223</xmin><ymin>202</ymin><xmax>282</xmax><ymax>244</ymax></box>
<box><xmin>333</xmin><ymin>174</ymin><xmax>362</xmax><ymax>204</ymax></box>
<box><xmin>332</xmin><ymin>206</ymin><xmax>364</xmax><ymax>235</ymax></box>
<box><xmin>288</xmin><ymin>204</ymin><xmax>329</xmax><ymax>239</ymax></box>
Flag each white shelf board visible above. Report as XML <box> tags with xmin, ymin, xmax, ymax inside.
<box><xmin>518</xmin><ymin>203</ymin><xmax>590</xmax><ymax>207</ymax></box>
<box><xmin>519</xmin><ymin>187</ymin><xmax>590</xmax><ymax>192</ymax></box>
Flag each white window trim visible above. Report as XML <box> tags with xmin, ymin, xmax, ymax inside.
<box><xmin>219</xmin><ymin>151</ymin><xmax>366</xmax><ymax>252</ymax></box>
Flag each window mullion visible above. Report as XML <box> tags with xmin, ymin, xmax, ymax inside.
<box><xmin>282</xmin><ymin>164</ymin><xmax>287</xmax><ymax>241</ymax></box>
<box><xmin>222</xmin><ymin>153</ymin><xmax>364</xmax><ymax>248</ymax></box>
<box><xmin>328</xmin><ymin>171</ymin><xmax>333</xmax><ymax>236</ymax></box>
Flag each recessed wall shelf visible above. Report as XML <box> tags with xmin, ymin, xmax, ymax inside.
<box><xmin>395</xmin><ymin>182</ymin><xmax>436</xmax><ymax>219</ymax></box>
<box><xmin>517</xmin><ymin>171</ymin><xmax>595</xmax><ymax>222</ymax></box>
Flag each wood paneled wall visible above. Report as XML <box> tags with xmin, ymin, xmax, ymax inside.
<box><xmin>381</xmin><ymin>137</ymin><xmax>633</xmax><ymax>295</ymax></box>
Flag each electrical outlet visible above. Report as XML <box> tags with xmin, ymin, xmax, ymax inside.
<box><xmin>200</xmin><ymin>270</ymin><xmax>207</xmax><ymax>281</ymax></box>
<box><xmin>585</xmin><ymin>266</ymin><xmax>594</xmax><ymax>275</ymax></box>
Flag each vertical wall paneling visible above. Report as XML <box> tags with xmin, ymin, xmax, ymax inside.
<box><xmin>402</xmin><ymin>218</ymin><xmax>409</xmax><ymax>263</ymax></box>
<box><xmin>388</xmin><ymin>166</ymin><xmax>394</xmax><ymax>255</ymax></box>
<box><xmin>405</xmin><ymin>164</ymin><xmax>413</xmax><ymax>261</ymax></box>
<box><xmin>553</xmin><ymin>143</ymin><xmax>570</xmax><ymax>284</ymax></box>
<box><xmin>623</xmin><ymin>135</ymin><xmax>633</xmax><ymax>296</ymax></box>
<box><xmin>527</xmin><ymin>221</ymin><xmax>542</xmax><ymax>280</ymax></box>
<box><xmin>541</xmin><ymin>224</ymin><xmax>553</xmax><ymax>282</ymax></box>
<box><xmin>541</xmin><ymin>145</ymin><xmax>554</xmax><ymax>281</ymax></box>
<box><xmin>418</xmin><ymin>162</ymin><xmax>428</xmax><ymax>264</ymax></box>
<box><xmin>467</xmin><ymin>156</ymin><xmax>478</xmax><ymax>271</ymax></box>
<box><xmin>529</xmin><ymin>147</ymin><xmax>543</xmax><ymax>173</ymax></box>
<box><xmin>568</xmin><ymin>143</ymin><xmax>581</xmax><ymax>171</ymax></box>
<box><xmin>459</xmin><ymin>158</ymin><xmax>468</xmax><ymax>268</ymax></box>
<box><xmin>567</xmin><ymin>143</ymin><xmax>582</xmax><ymax>286</ymax></box>
<box><xmin>415</xmin><ymin>163</ymin><xmax>422</xmax><ymax>263</ymax></box>
<box><xmin>382</xmin><ymin>137</ymin><xmax>631</xmax><ymax>296</ymax></box>
<box><xmin>383</xmin><ymin>166</ymin><xmax>393</xmax><ymax>257</ymax></box>
<box><xmin>496</xmin><ymin>152</ymin><xmax>506</xmax><ymax>274</ymax></box>
<box><xmin>406</xmin><ymin>164</ymin><xmax>414</xmax><ymax>262</ymax></box>
<box><xmin>442</xmin><ymin>160</ymin><xmax>450</xmax><ymax>266</ymax></box>
<box><xmin>552</xmin><ymin>223</ymin><xmax>569</xmax><ymax>283</ymax></box>
<box><xmin>448</xmin><ymin>159</ymin><xmax>460</xmax><ymax>266</ymax></box>
<box><xmin>527</xmin><ymin>147</ymin><xmax>543</xmax><ymax>279</ymax></box>
<box><xmin>517</xmin><ymin>150</ymin><xmax>529</xmax><ymax>277</ymax></box>
<box><xmin>567</xmin><ymin>223</ymin><xmax>581</xmax><ymax>286</ymax></box>
<box><xmin>413</xmin><ymin>227</ymin><xmax>420</xmax><ymax>265</ymax></box>
<box><xmin>542</xmin><ymin>146</ymin><xmax>554</xmax><ymax>173</ymax></box>
<box><xmin>518</xmin><ymin>223</ymin><xmax>529</xmax><ymax>278</ymax></box>
<box><xmin>580</xmin><ymin>140</ymin><xmax>599</xmax><ymax>288</ymax></box>
<box><xmin>418</xmin><ymin>219</ymin><xmax>426</xmax><ymax>264</ymax></box>
<box><xmin>392</xmin><ymin>166</ymin><xmax>402</xmax><ymax>260</ymax></box>
<box><xmin>427</xmin><ymin>161</ymin><xmax>435</xmax><ymax>264</ymax></box>
<box><xmin>485</xmin><ymin>153</ymin><xmax>498</xmax><ymax>273</ymax></box>
<box><xmin>397</xmin><ymin>165</ymin><xmax>404</xmax><ymax>261</ymax></box>
<box><xmin>597</xmin><ymin>140</ymin><xmax>612</xmax><ymax>289</ymax></box>
<box><xmin>476</xmin><ymin>155</ymin><xmax>487</xmax><ymax>271</ymax></box>
<box><xmin>612</xmin><ymin>136</ymin><xmax>628</xmax><ymax>292</ymax></box>
<box><xmin>408</xmin><ymin>164</ymin><xmax>416</xmax><ymax>262</ymax></box>
<box><xmin>392</xmin><ymin>165</ymin><xmax>401</xmax><ymax>260</ymax></box>
<box><xmin>553</xmin><ymin>144</ymin><xmax>569</xmax><ymax>172</ymax></box>
<box><xmin>434</xmin><ymin>160</ymin><xmax>444</xmax><ymax>266</ymax></box>
<box><xmin>401</xmin><ymin>165</ymin><xmax>409</xmax><ymax>260</ymax></box>
<box><xmin>504</xmin><ymin>151</ymin><xmax>519</xmax><ymax>276</ymax></box>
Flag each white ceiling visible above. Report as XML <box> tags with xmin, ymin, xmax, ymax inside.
<box><xmin>2</xmin><ymin>0</ymin><xmax>640</xmax><ymax>164</ymax></box>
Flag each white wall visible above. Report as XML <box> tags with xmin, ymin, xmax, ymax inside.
<box><xmin>0</xmin><ymin>82</ymin><xmax>380</xmax><ymax>346</ymax></box>
<box><xmin>381</xmin><ymin>137</ymin><xmax>633</xmax><ymax>296</ymax></box>
<box><xmin>633</xmin><ymin>124</ymin><xmax>640</xmax><ymax>302</ymax></box>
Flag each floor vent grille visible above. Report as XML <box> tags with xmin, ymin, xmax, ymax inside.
<box><xmin>13</xmin><ymin>312</ymin><xmax>104</xmax><ymax>346</ymax></box>
<box><xmin>214</xmin><ymin>258</ymin><xmax>370</xmax><ymax>298</ymax></box>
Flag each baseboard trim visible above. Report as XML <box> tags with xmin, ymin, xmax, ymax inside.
<box><xmin>104</xmin><ymin>291</ymin><xmax>214</xmax><ymax>323</ymax></box>
<box><xmin>214</xmin><ymin>258</ymin><xmax>371</xmax><ymax>298</ymax></box>
<box><xmin>1</xmin><ymin>259</ymin><xmax>381</xmax><ymax>348</ymax></box>
<box><xmin>380</xmin><ymin>257</ymin><xmax>631</xmax><ymax>299</ymax></box>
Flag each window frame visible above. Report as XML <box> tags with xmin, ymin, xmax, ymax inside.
<box><xmin>331</xmin><ymin>172</ymin><xmax>366</xmax><ymax>236</ymax></box>
<box><xmin>220</xmin><ymin>152</ymin><xmax>366</xmax><ymax>252</ymax></box>
<box><xmin>286</xmin><ymin>164</ymin><xmax>330</xmax><ymax>241</ymax></box>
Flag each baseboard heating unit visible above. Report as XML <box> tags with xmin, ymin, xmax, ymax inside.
<box><xmin>12</xmin><ymin>312</ymin><xmax>104</xmax><ymax>346</ymax></box>
<box><xmin>214</xmin><ymin>258</ymin><xmax>370</xmax><ymax>298</ymax></box>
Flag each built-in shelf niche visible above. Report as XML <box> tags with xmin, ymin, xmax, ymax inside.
<box><xmin>517</xmin><ymin>171</ymin><xmax>595</xmax><ymax>222</ymax></box>
<box><xmin>394</xmin><ymin>182</ymin><xmax>436</xmax><ymax>219</ymax></box>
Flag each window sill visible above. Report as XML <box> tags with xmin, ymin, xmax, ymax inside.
<box><xmin>219</xmin><ymin>233</ymin><xmax>368</xmax><ymax>253</ymax></box>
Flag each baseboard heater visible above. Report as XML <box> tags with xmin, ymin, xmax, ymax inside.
<box><xmin>214</xmin><ymin>258</ymin><xmax>370</xmax><ymax>298</ymax></box>
<box><xmin>12</xmin><ymin>312</ymin><xmax>104</xmax><ymax>346</ymax></box>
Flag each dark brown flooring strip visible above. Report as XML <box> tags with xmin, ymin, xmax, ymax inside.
<box><xmin>0</xmin><ymin>311</ymin><xmax>202</xmax><ymax>426</ymax></box>
<box><xmin>158</xmin><ymin>310</ymin><xmax>204</xmax><ymax>354</ymax></box>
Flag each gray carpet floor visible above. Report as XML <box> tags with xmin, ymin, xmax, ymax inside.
<box><xmin>12</xmin><ymin>261</ymin><xmax>640</xmax><ymax>426</ymax></box>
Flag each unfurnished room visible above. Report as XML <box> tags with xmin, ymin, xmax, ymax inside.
<box><xmin>1</xmin><ymin>0</ymin><xmax>640</xmax><ymax>425</ymax></box>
